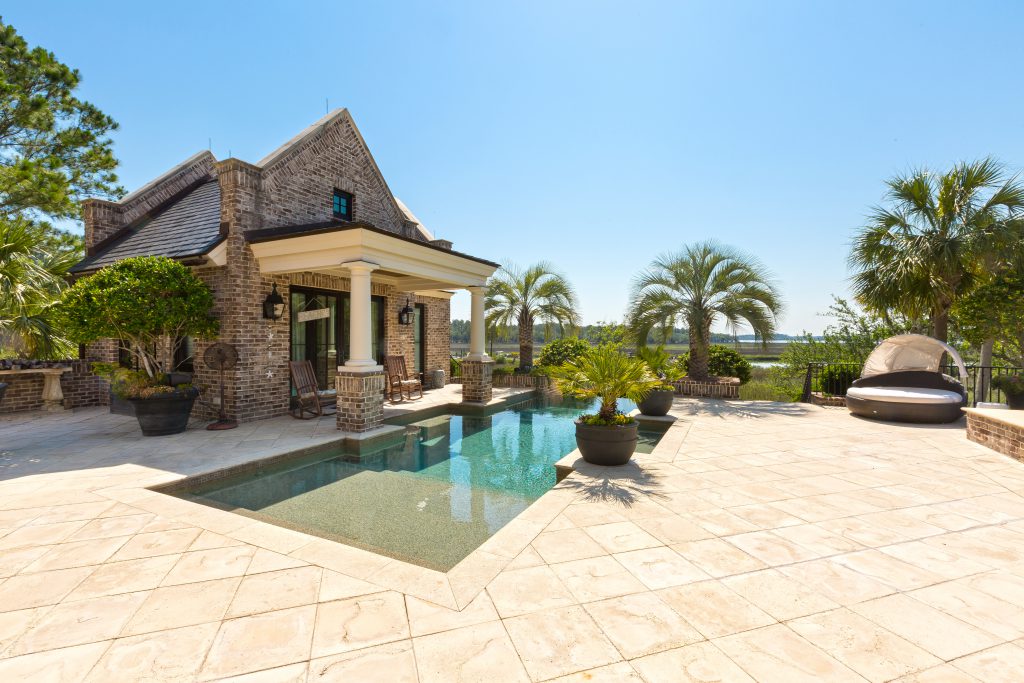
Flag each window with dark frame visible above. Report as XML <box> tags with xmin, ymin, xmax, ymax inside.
<box><xmin>332</xmin><ymin>189</ymin><xmax>353</xmax><ymax>220</ymax></box>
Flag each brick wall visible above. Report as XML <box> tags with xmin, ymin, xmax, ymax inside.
<box><xmin>966</xmin><ymin>411</ymin><xmax>1024</xmax><ymax>463</ymax></box>
<box><xmin>259</xmin><ymin>112</ymin><xmax>412</xmax><ymax>236</ymax></box>
<box><xmin>0</xmin><ymin>361</ymin><xmax>108</xmax><ymax>414</ymax></box>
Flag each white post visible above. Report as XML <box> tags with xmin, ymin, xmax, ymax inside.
<box><xmin>466</xmin><ymin>285</ymin><xmax>489</xmax><ymax>361</ymax></box>
<box><xmin>342</xmin><ymin>260</ymin><xmax>380</xmax><ymax>369</ymax></box>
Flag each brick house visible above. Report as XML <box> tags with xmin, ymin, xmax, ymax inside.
<box><xmin>70</xmin><ymin>110</ymin><xmax>498</xmax><ymax>432</ymax></box>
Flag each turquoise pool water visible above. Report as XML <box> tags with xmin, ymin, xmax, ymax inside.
<box><xmin>176</xmin><ymin>396</ymin><xmax>665</xmax><ymax>571</ymax></box>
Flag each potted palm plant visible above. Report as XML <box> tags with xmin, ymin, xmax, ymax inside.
<box><xmin>59</xmin><ymin>256</ymin><xmax>218</xmax><ymax>436</ymax></box>
<box><xmin>636</xmin><ymin>346</ymin><xmax>681</xmax><ymax>416</ymax></box>
<box><xmin>554</xmin><ymin>344</ymin><xmax>661</xmax><ymax>466</ymax></box>
<box><xmin>993</xmin><ymin>375</ymin><xmax>1024</xmax><ymax>410</ymax></box>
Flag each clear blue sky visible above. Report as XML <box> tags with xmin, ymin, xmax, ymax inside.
<box><xmin>7</xmin><ymin>1</ymin><xmax>1024</xmax><ymax>334</ymax></box>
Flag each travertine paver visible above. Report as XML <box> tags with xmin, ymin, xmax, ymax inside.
<box><xmin>3</xmin><ymin>400</ymin><xmax>1024</xmax><ymax>680</ymax></box>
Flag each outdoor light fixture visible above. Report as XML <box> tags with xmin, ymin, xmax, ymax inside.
<box><xmin>398</xmin><ymin>298</ymin><xmax>414</xmax><ymax>325</ymax></box>
<box><xmin>263</xmin><ymin>283</ymin><xmax>285</xmax><ymax>320</ymax></box>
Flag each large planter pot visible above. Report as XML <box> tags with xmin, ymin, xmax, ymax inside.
<box><xmin>1007</xmin><ymin>392</ymin><xmax>1024</xmax><ymax>410</ymax></box>
<box><xmin>126</xmin><ymin>391</ymin><xmax>198</xmax><ymax>436</ymax></box>
<box><xmin>638</xmin><ymin>388</ymin><xmax>675</xmax><ymax>417</ymax></box>
<box><xmin>575</xmin><ymin>419</ymin><xmax>639</xmax><ymax>466</ymax></box>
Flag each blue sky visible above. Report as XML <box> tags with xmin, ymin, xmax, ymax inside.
<box><xmin>7</xmin><ymin>1</ymin><xmax>1024</xmax><ymax>334</ymax></box>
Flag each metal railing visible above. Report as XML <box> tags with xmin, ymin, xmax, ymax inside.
<box><xmin>801</xmin><ymin>362</ymin><xmax>1024</xmax><ymax>406</ymax></box>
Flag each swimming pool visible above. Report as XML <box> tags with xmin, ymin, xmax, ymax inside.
<box><xmin>172</xmin><ymin>396</ymin><xmax>666</xmax><ymax>571</ymax></box>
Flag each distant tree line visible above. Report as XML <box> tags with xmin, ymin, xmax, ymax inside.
<box><xmin>450</xmin><ymin>320</ymin><xmax>794</xmax><ymax>346</ymax></box>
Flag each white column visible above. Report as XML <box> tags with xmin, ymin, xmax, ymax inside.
<box><xmin>466</xmin><ymin>285</ymin><xmax>489</xmax><ymax>361</ymax></box>
<box><xmin>343</xmin><ymin>260</ymin><xmax>381</xmax><ymax>369</ymax></box>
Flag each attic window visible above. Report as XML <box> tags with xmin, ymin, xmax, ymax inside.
<box><xmin>333</xmin><ymin>189</ymin><xmax>353</xmax><ymax>220</ymax></box>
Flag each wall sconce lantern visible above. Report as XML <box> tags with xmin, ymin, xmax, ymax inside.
<box><xmin>398</xmin><ymin>298</ymin><xmax>414</xmax><ymax>326</ymax></box>
<box><xmin>263</xmin><ymin>283</ymin><xmax>285</xmax><ymax>320</ymax></box>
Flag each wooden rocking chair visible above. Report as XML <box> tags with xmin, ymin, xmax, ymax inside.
<box><xmin>288</xmin><ymin>360</ymin><xmax>337</xmax><ymax>419</ymax></box>
<box><xmin>384</xmin><ymin>355</ymin><xmax>423</xmax><ymax>402</ymax></box>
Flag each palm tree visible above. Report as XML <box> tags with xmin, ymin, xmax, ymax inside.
<box><xmin>485</xmin><ymin>262</ymin><xmax>579</xmax><ymax>370</ymax></box>
<box><xmin>850</xmin><ymin>158</ymin><xmax>1024</xmax><ymax>342</ymax></box>
<box><xmin>627</xmin><ymin>242</ymin><xmax>783</xmax><ymax>382</ymax></box>
<box><xmin>0</xmin><ymin>220</ymin><xmax>80</xmax><ymax>358</ymax></box>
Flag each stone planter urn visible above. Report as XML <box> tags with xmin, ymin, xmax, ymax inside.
<box><xmin>1006</xmin><ymin>392</ymin><xmax>1024</xmax><ymax>410</ymax></box>
<box><xmin>126</xmin><ymin>389</ymin><xmax>199</xmax><ymax>436</ymax></box>
<box><xmin>574</xmin><ymin>420</ymin><xmax>639</xmax><ymax>466</ymax></box>
<box><xmin>638</xmin><ymin>388</ymin><xmax>674</xmax><ymax>417</ymax></box>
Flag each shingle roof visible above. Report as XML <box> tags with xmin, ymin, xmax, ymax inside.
<box><xmin>71</xmin><ymin>180</ymin><xmax>223</xmax><ymax>273</ymax></box>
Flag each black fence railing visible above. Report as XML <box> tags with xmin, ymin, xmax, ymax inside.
<box><xmin>801</xmin><ymin>362</ymin><xmax>1024</xmax><ymax>406</ymax></box>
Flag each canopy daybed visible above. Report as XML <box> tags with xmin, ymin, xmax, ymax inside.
<box><xmin>846</xmin><ymin>334</ymin><xmax>967</xmax><ymax>424</ymax></box>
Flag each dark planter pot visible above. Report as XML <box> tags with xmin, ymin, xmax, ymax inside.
<box><xmin>1007</xmin><ymin>392</ymin><xmax>1024</xmax><ymax>410</ymax></box>
<box><xmin>638</xmin><ymin>388</ymin><xmax>675</xmax><ymax>417</ymax></box>
<box><xmin>126</xmin><ymin>391</ymin><xmax>198</xmax><ymax>436</ymax></box>
<box><xmin>575</xmin><ymin>420</ymin><xmax>639</xmax><ymax>466</ymax></box>
<box><xmin>0</xmin><ymin>382</ymin><xmax>7</xmax><ymax>406</ymax></box>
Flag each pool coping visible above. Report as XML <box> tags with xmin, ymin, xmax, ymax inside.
<box><xmin>97</xmin><ymin>392</ymin><xmax>685</xmax><ymax>611</ymax></box>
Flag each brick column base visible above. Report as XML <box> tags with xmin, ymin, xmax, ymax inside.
<box><xmin>461</xmin><ymin>359</ymin><xmax>495</xmax><ymax>404</ymax></box>
<box><xmin>336</xmin><ymin>367</ymin><xmax>385</xmax><ymax>432</ymax></box>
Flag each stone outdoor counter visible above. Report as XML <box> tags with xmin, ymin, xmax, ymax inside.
<box><xmin>965</xmin><ymin>407</ymin><xmax>1024</xmax><ymax>463</ymax></box>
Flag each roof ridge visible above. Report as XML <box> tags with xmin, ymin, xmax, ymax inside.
<box><xmin>118</xmin><ymin>150</ymin><xmax>216</xmax><ymax>204</ymax></box>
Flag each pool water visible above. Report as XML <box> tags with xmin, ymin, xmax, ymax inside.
<box><xmin>176</xmin><ymin>396</ymin><xmax>666</xmax><ymax>571</ymax></box>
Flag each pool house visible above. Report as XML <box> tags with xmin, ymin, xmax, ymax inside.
<box><xmin>70</xmin><ymin>109</ymin><xmax>500</xmax><ymax>432</ymax></box>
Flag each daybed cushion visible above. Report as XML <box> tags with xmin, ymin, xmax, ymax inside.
<box><xmin>846</xmin><ymin>386</ymin><xmax>964</xmax><ymax>405</ymax></box>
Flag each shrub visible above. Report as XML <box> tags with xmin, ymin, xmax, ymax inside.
<box><xmin>450</xmin><ymin>355</ymin><xmax>462</xmax><ymax>378</ymax></box>
<box><xmin>536</xmin><ymin>337</ymin><xmax>591</xmax><ymax>368</ymax></box>
<box><xmin>551</xmin><ymin>344</ymin><xmax>661</xmax><ymax>423</ymax></box>
<box><xmin>817</xmin><ymin>365</ymin><xmax>860</xmax><ymax>396</ymax></box>
<box><xmin>993</xmin><ymin>374</ymin><xmax>1024</xmax><ymax>397</ymax></box>
<box><xmin>58</xmin><ymin>256</ymin><xmax>217</xmax><ymax>394</ymax></box>
<box><xmin>674</xmin><ymin>345</ymin><xmax>753</xmax><ymax>384</ymax></box>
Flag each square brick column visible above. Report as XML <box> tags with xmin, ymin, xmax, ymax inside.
<box><xmin>461</xmin><ymin>359</ymin><xmax>495</xmax><ymax>404</ymax></box>
<box><xmin>336</xmin><ymin>367</ymin><xmax>385</xmax><ymax>432</ymax></box>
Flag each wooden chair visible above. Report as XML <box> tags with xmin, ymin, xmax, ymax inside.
<box><xmin>384</xmin><ymin>355</ymin><xmax>423</xmax><ymax>402</ymax></box>
<box><xmin>288</xmin><ymin>360</ymin><xmax>337</xmax><ymax>419</ymax></box>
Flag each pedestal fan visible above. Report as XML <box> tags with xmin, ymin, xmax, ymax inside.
<box><xmin>204</xmin><ymin>342</ymin><xmax>239</xmax><ymax>430</ymax></box>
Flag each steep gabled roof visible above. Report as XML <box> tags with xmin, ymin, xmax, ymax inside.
<box><xmin>258</xmin><ymin>109</ymin><xmax>435</xmax><ymax>242</ymax></box>
<box><xmin>70</xmin><ymin>179</ymin><xmax>223</xmax><ymax>273</ymax></box>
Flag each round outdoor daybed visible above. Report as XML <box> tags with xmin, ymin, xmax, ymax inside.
<box><xmin>846</xmin><ymin>334</ymin><xmax>967</xmax><ymax>424</ymax></box>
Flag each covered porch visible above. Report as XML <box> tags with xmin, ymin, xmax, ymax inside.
<box><xmin>247</xmin><ymin>222</ymin><xmax>500</xmax><ymax>432</ymax></box>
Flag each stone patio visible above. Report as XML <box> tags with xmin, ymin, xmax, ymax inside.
<box><xmin>2</xmin><ymin>398</ymin><xmax>1024</xmax><ymax>681</ymax></box>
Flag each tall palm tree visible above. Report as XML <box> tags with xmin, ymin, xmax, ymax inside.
<box><xmin>627</xmin><ymin>242</ymin><xmax>783</xmax><ymax>381</ymax></box>
<box><xmin>0</xmin><ymin>220</ymin><xmax>79</xmax><ymax>358</ymax></box>
<box><xmin>485</xmin><ymin>261</ymin><xmax>579</xmax><ymax>370</ymax></box>
<box><xmin>850</xmin><ymin>158</ymin><xmax>1024</xmax><ymax>342</ymax></box>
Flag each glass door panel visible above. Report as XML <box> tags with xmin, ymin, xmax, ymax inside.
<box><xmin>413</xmin><ymin>304</ymin><xmax>425</xmax><ymax>374</ymax></box>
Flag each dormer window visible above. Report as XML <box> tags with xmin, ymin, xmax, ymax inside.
<box><xmin>333</xmin><ymin>189</ymin><xmax>353</xmax><ymax>220</ymax></box>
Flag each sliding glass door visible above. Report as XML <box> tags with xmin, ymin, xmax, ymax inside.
<box><xmin>289</xmin><ymin>287</ymin><xmax>386</xmax><ymax>394</ymax></box>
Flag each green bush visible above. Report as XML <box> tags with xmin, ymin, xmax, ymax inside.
<box><xmin>817</xmin><ymin>365</ymin><xmax>860</xmax><ymax>396</ymax></box>
<box><xmin>536</xmin><ymin>337</ymin><xmax>591</xmax><ymax>368</ymax></box>
<box><xmin>992</xmin><ymin>374</ymin><xmax>1024</xmax><ymax>396</ymax></box>
<box><xmin>450</xmin><ymin>355</ymin><xmax>462</xmax><ymax>377</ymax></box>
<box><xmin>674</xmin><ymin>345</ymin><xmax>753</xmax><ymax>384</ymax></box>
<box><xmin>492</xmin><ymin>365</ymin><xmax>514</xmax><ymax>377</ymax></box>
<box><xmin>59</xmin><ymin>256</ymin><xmax>217</xmax><ymax>394</ymax></box>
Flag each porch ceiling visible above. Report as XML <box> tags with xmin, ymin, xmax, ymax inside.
<box><xmin>246</xmin><ymin>223</ymin><xmax>498</xmax><ymax>291</ymax></box>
